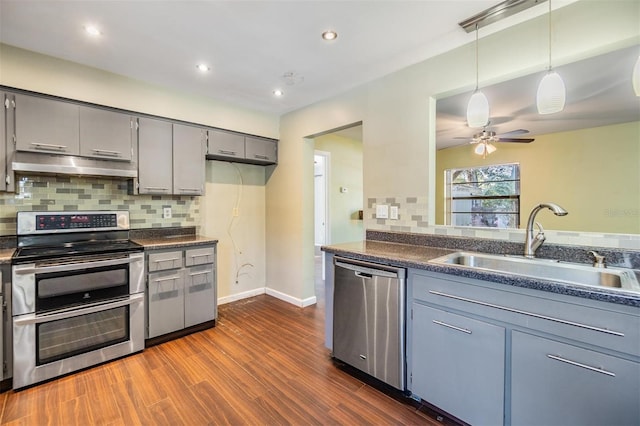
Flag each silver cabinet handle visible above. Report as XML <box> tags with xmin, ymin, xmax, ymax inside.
<box><xmin>432</xmin><ymin>319</ymin><xmax>472</xmax><ymax>334</ymax></box>
<box><xmin>31</xmin><ymin>142</ymin><xmax>67</xmax><ymax>151</ymax></box>
<box><xmin>179</xmin><ymin>188</ymin><xmax>200</xmax><ymax>193</ymax></box>
<box><xmin>254</xmin><ymin>154</ymin><xmax>269</xmax><ymax>160</ymax></box>
<box><xmin>151</xmin><ymin>275</ymin><xmax>181</xmax><ymax>283</ymax></box>
<box><xmin>547</xmin><ymin>354</ymin><xmax>616</xmax><ymax>377</ymax></box>
<box><xmin>428</xmin><ymin>290</ymin><xmax>624</xmax><ymax>337</ymax></box>
<box><xmin>144</xmin><ymin>187</ymin><xmax>169</xmax><ymax>191</ymax></box>
<box><xmin>189</xmin><ymin>271</ymin><xmax>210</xmax><ymax>277</ymax></box>
<box><xmin>92</xmin><ymin>148</ymin><xmax>121</xmax><ymax>157</ymax></box>
<box><xmin>218</xmin><ymin>149</ymin><xmax>237</xmax><ymax>156</ymax></box>
<box><xmin>189</xmin><ymin>253</ymin><xmax>211</xmax><ymax>258</ymax></box>
<box><xmin>152</xmin><ymin>257</ymin><xmax>180</xmax><ymax>263</ymax></box>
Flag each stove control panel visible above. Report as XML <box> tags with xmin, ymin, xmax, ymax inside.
<box><xmin>17</xmin><ymin>210</ymin><xmax>130</xmax><ymax>235</ymax></box>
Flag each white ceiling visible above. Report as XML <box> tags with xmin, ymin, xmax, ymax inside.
<box><xmin>0</xmin><ymin>0</ymin><xmax>572</xmax><ymax>116</ymax></box>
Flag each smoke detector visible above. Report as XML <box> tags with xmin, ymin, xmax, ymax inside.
<box><xmin>282</xmin><ymin>71</ymin><xmax>304</xmax><ymax>86</ymax></box>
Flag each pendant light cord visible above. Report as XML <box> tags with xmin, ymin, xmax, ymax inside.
<box><xmin>475</xmin><ymin>23</ymin><xmax>479</xmax><ymax>90</ymax></box>
<box><xmin>547</xmin><ymin>0</ymin><xmax>552</xmax><ymax>71</ymax></box>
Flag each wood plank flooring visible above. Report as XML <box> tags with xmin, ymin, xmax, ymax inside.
<box><xmin>0</xmin><ymin>295</ymin><xmax>441</xmax><ymax>425</ymax></box>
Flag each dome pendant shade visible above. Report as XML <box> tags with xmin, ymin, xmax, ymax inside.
<box><xmin>467</xmin><ymin>90</ymin><xmax>490</xmax><ymax>128</ymax></box>
<box><xmin>633</xmin><ymin>55</ymin><xmax>640</xmax><ymax>96</ymax></box>
<box><xmin>536</xmin><ymin>70</ymin><xmax>566</xmax><ymax>114</ymax></box>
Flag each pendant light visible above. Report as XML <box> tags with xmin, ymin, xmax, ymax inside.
<box><xmin>536</xmin><ymin>0</ymin><xmax>566</xmax><ymax>114</ymax></box>
<box><xmin>467</xmin><ymin>24</ymin><xmax>490</xmax><ymax>128</ymax></box>
<box><xmin>633</xmin><ymin>55</ymin><xmax>640</xmax><ymax>96</ymax></box>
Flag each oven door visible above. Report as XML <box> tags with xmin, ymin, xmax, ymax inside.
<box><xmin>12</xmin><ymin>252</ymin><xmax>144</xmax><ymax>316</ymax></box>
<box><xmin>12</xmin><ymin>293</ymin><xmax>144</xmax><ymax>389</ymax></box>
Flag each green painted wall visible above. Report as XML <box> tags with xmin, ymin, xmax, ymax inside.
<box><xmin>315</xmin><ymin>133</ymin><xmax>364</xmax><ymax>244</ymax></box>
<box><xmin>436</xmin><ymin>121</ymin><xmax>640</xmax><ymax>233</ymax></box>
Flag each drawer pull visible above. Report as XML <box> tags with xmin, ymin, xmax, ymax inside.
<box><xmin>144</xmin><ymin>187</ymin><xmax>169</xmax><ymax>191</ymax></box>
<box><xmin>153</xmin><ymin>257</ymin><xmax>180</xmax><ymax>263</ymax></box>
<box><xmin>547</xmin><ymin>354</ymin><xmax>616</xmax><ymax>377</ymax></box>
<box><xmin>189</xmin><ymin>253</ymin><xmax>211</xmax><ymax>258</ymax></box>
<box><xmin>433</xmin><ymin>319</ymin><xmax>472</xmax><ymax>334</ymax></box>
<box><xmin>179</xmin><ymin>188</ymin><xmax>200</xmax><ymax>193</ymax></box>
<box><xmin>152</xmin><ymin>275</ymin><xmax>180</xmax><ymax>283</ymax></box>
<box><xmin>189</xmin><ymin>271</ymin><xmax>210</xmax><ymax>277</ymax></box>
<box><xmin>218</xmin><ymin>149</ymin><xmax>237</xmax><ymax>156</ymax></box>
<box><xmin>92</xmin><ymin>148</ymin><xmax>121</xmax><ymax>157</ymax></box>
<box><xmin>428</xmin><ymin>290</ymin><xmax>624</xmax><ymax>337</ymax></box>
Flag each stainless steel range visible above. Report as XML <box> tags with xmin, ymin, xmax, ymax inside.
<box><xmin>11</xmin><ymin>210</ymin><xmax>144</xmax><ymax>389</ymax></box>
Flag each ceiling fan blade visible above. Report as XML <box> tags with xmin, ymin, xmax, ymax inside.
<box><xmin>498</xmin><ymin>137</ymin><xmax>535</xmax><ymax>143</ymax></box>
<box><xmin>498</xmin><ymin>128</ymin><xmax>529</xmax><ymax>137</ymax></box>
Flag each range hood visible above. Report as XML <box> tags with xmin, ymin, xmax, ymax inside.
<box><xmin>12</xmin><ymin>152</ymin><xmax>138</xmax><ymax>178</ymax></box>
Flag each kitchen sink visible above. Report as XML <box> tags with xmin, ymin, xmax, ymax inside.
<box><xmin>429</xmin><ymin>251</ymin><xmax>640</xmax><ymax>292</ymax></box>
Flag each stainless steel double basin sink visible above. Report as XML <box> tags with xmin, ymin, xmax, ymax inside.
<box><xmin>429</xmin><ymin>251</ymin><xmax>640</xmax><ymax>292</ymax></box>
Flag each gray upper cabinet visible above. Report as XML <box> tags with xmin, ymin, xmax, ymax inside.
<box><xmin>207</xmin><ymin>129</ymin><xmax>245</xmax><ymax>159</ymax></box>
<box><xmin>245</xmin><ymin>136</ymin><xmax>277</xmax><ymax>164</ymax></box>
<box><xmin>1</xmin><ymin>93</ymin><xmax>6</xmax><ymax>192</ymax></box>
<box><xmin>137</xmin><ymin>117</ymin><xmax>173</xmax><ymax>195</ymax></box>
<box><xmin>14</xmin><ymin>94</ymin><xmax>80</xmax><ymax>155</ymax></box>
<box><xmin>207</xmin><ymin>128</ymin><xmax>277</xmax><ymax>165</ymax></box>
<box><xmin>173</xmin><ymin>123</ymin><xmax>205</xmax><ymax>195</ymax></box>
<box><xmin>79</xmin><ymin>107</ymin><xmax>133</xmax><ymax>161</ymax></box>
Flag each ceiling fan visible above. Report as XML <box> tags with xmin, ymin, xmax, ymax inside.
<box><xmin>457</xmin><ymin>128</ymin><xmax>535</xmax><ymax>158</ymax></box>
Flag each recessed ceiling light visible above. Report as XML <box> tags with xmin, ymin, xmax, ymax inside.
<box><xmin>273</xmin><ymin>89</ymin><xmax>284</xmax><ymax>97</ymax></box>
<box><xmin>321</xmin><ymin>30</ymin><xmax>338</xmax><ymax>41</ymax></box>
<box><xmin>196</xmin><ymin>64</ymin><xmax>210</xmax><ymax>72</ymax></box>
<box><xmin>84</xmin><ymin>25</ymin><xmax>102</xmax><ymax>37</ymax></box>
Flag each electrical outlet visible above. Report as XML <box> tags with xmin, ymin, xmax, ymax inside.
<box><xmin>163</xmin><ymin>206</ymin><xmax>172</xmax><ymax>219</ymax></box>
<box><xmin>376</xmin><ymin>204</ymin><xmax>389</xmax><ymax>219</ymax></box>
<box><xmin>390</xmin><ymin>206</ymin><xmax>399</xmax><ymax>220</ymax></box>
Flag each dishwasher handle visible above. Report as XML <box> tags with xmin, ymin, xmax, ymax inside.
<box><xmin>335</xmin><ymin>257</ymin><xmax>405</xmax><ymax>280</ymax></box>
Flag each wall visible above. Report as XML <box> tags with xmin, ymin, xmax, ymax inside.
<box><xmin>314</xmin><ymin>133</ymin><xmax>364</xmax><ymax>244</ymax></box>
<box><xmin>267</xmin><ymin>0</ymin><xmax>640</xmax><ymax>303</ymax></box>
<box><xmin>202</xmin><ymin>161</ymin><xmax>266</xmax><ymax>303</ymax></box>
<box><xmin>436</xmin><ymin>121</ymin><xmax>640</xmax><ymax>234</ymax></box>
<box><xmin>0</xmin><ymin>44</ymin><xmax>276</xmax><ymax>302</ymax></box>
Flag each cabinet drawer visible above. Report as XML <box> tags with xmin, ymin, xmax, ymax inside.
<box><xmin>511</xmin><ymin>331</ymin><xmax>640</xmax><ymax>426</ymax></box>
<box><xmin>185</xmin><ymin>247</ymin><xmax>215</xmax><ymax>266</ymax></box>
<box><xmin>412</xmin><ymin>271</ymin><xmax>640</xmax><ymax>356</ymax></box>
<box><xmin>148</xmin><ymin>250</ymin><xmax>183</xmax><ymax>271</ymax></box>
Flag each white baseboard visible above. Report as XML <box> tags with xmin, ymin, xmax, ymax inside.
<box><xmin>217</xmin><ymin>287</ymin><xmax>266</xmax><ymax>306</ymax></box>
<box><xmin>265</xmin><ymin>287</ymin><xmax>317</xmax><ymax>308</ymax></box>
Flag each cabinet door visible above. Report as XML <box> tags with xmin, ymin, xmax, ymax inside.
<box><xmin>245</xmin><ymin>136</ymin><xmax>277</xmax><ymax>164</ymax></box>
<box><xmin>207</xmin><ymin>129</ymin><xmax>245</xmax><ymax>159</ymax></box>
<box><xmin>411</xmin><ymin>303</ymin><xmax>505</xmax><ymax>426</ymax></box>
<box><xmin>14</xmin><ymin>94</ymin><xmax>80</xmax><ymax>155</ymax></box>
<box><xmin>511</xmin><ymin>331</ymin><xmax>640</xmax><ymax>426</ymax></box>
<box><xmin>79</xmin><ymin>107</ymin><xmax>133</xmax><ymax>161</ymax></box>
<box><xmin>1</xmin><ymin>93</ymin><xmax>6</xmax><ymax>191</ymax></box>
<box><xmin>147</xmin><ymin>270</ymin><xmax>185</xmax><ymax>338</ymax></box>
<box><xmin>137</xmin><ymin>117</ymin><xmax>173</xmax><ymax>194</ymax></box>
<box><xmin>173</xmin><ymin>123</ymin><xmax>205</xmax><ymax>195</ymax></box>
<box><xmin>184</xmin><ymin>264</ymin><xmax>216</xmax><ymax>328</ymax></box>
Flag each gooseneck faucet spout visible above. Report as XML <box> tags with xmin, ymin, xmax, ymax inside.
<box><xmin>524</xmin><ymin>203</ymin><xmax>568</xmax><ymax>258</ymax></box>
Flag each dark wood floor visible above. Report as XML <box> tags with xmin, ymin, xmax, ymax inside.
<box><xmin>0</xmin><ymin>294</ymin><xmax>440</xmax><ymax>425</ymax></box>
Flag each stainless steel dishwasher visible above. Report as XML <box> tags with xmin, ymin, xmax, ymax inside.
<box><xmin>333</xmin><ymin>256</ymin><xmax>406</xmax><ymax>390</ymax></box>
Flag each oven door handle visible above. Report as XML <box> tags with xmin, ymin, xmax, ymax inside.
<box><xmin>13</xmin><ymin>293</ymin><xmax>144</xmax><ymax>326</ymax></box>
<box><xmin>14</xmin><ymin>256</ymin><xmax>137</xmax><ymax>275</ymax></box>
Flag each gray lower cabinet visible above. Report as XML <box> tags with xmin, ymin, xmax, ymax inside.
<box><xmin>411</xmin><ymin>303</ymin><xmax>505</xmax><ymax>426</ymax></box>
<box><xmin>14</xmin><ymin>93</ymin><xmax>80</xmax><ymax>155</ymax></box>
<box><xmin>173</xmin><ymin>123</ymin><xmax>205</xmax><ymax>195</ymax></box>
<box><xmin>511</xmin><ymin>331</ymin><xmax>640</xmax><ymax>426</ymax></box>
<box><xmin>137</xmin><ymin>117</ymin><xmax>173</xmax><ymax>195</ymax></box>
<box><xmin>79</xmin><ymin>107</ymin><xmax>134</xmax><ymax>161</ymax></box>
<box><xmin>146</xmin><ymin>245</ymin><xmax>216</xmax><ymax>339</ymax></box>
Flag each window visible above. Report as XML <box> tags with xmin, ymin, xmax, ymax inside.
<box><xmin>445</xmin><ymin>163</ymin><xmax>520</xmax><ymax>229</ymax></box>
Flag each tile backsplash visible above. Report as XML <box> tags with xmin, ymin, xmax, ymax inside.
<box><xmin>0</xmin><ymin>174</ymin><xmax>200</xmax><ymax>235</ymax></box>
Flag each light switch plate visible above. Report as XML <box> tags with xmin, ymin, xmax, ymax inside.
<box><xmin>376</xmin><ymin>204</ymin><xmax>389</xmax><ymax>219</ymax></box>
<box><xmin>163</xmin><ymin>206</ymin><xmax>172</xmax><ymax>219</ymax></box>
<box><xmin>390</xmin><ymin>206</ymin><xmax>399</xmax><ymax>220</ymax></box>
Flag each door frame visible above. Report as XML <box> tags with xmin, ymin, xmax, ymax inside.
<box><xmin>314</xmin><ymin>150</ymin><xmax>331</xmax><ymax>280</ymax></box>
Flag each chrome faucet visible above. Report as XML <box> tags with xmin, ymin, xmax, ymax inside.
<box><xmin>524</xmin><ymin>203</ymin><xmax>568</xmax><ymax>258</ymax></box>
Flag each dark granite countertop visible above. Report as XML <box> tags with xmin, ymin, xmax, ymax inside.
<box><xmin>132</xmin><ymin>235</ymin><xmax>218</xmax><ymax>250</ymax></box>
<box><xmin>322</xmin><ymin>240</ymin><xmax>640</xmax><ymax>308</ymax></box>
